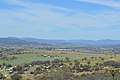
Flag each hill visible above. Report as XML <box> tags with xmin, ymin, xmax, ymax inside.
<box><xmin>0</xmin><ymin>37</ymin><xmax>28</xmax><ymax>45</ymax></box>
<box><xmin>23</xmin><ymin>38</ymin><xmax>120</xmax><ymax>46</ymax></box>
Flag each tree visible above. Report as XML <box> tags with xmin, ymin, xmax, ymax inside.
<box><xmin>95</xmin><ymin>63</ymin><xmax>99</xmax><ymax>66</ymax></box>
<box><xmin>11</xmin><ymin>73</ymin><xmax>22</xmax><ymax>80</ymax></box>
<box><xmin>111</xmin><ymin>56</ymin><xmax>113</xmax><ymax>59</ymax></box>
<box><xmin>65</xmin><ymin>57</ymin><xmax>70</xmax><ymax>62</ymax></box>
<box><xmin>74</xmin><ymin>60</ymin><xmax>80</xmax><ymax>72</ymax></box>
<box><xmin>16</xmin><ymin>65</ymin><xmax>24</xmax><ymax>74</ymax></box>
<box><xmin>87</xmin><ymin>61</ymin><xmax>91</xmax><ymax>65</ymax></box>
<box><xmin>34</xmin><ymin>67</ymin><xmax>42</xmax><ymax>75</ymax></box>
<box><xmin>101</xmin><ymin>57</ymin><xmax>104</xmax><ymax>61</ymax></box>
<box><xmin>82</xmin><ymin>65</ymin><xmax>91</xmax><ymax>71</ymax></box>
<box><xmin>53</xmin><ymin>59</ymin><xmax>60</xmax><ymax>63</ymax></box>
<box><xmin>84</xmin><ymin>57</ymin><xmax>87</xmax><ymax>60</ymax></box>
<box><xmin>7</xmin><ymin>64</ymin><xmax>12</xmax><ymax>68</ymax></box>
<box><xmin>109</xmin><ymin>69</ymin><xmax>117</xmax><ymax>80</ymax></box>
<box><xmin>0</xmin><ymin>64</ymin><xmax>1</xmax><ymax>68</ymax></box>
<box><xmin>16</xmin><ymin>65</ymin><xmax>23</xmax><ymax>71</ymax></box>
<box><xmin>2</xmin><ymin>62</ymin><xmax>6</xmax><ymax>66</ymax></box>
<box><xmin>91</xmin><ymin>57</ymin><xmax>94</xmax><ymax>59</ymax></box>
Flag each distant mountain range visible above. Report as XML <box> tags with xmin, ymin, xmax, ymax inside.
<box><xmin>0</xmin><ymin>37</ymin><xmax>28</xmax><ymax>45</ymax></box>
<box><xmin>0</xmin><ymin>37</ymin><xmax>120</xmax><ymax>46</ymax></box>
<box><xmin>22</xmin><ymin>38</ymin><xmax>120</xmax><ymax>46</ymax></box>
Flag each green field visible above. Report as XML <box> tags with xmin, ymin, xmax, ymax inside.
<box><xmin>1</xmin><ymin>50</ymin><xmax>120</xmax><ymax>66</ymax></box>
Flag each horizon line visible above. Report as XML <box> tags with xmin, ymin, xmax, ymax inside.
<box><xmin>0</xmin><ymin>36</ymin><xmax>120</xmax><ymax>41</ymax></box>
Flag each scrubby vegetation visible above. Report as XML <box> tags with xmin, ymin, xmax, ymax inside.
<box><xmin>0</xmin><ymin>42</ymin><xmax>120</xmax><ymax>80</ymax></box>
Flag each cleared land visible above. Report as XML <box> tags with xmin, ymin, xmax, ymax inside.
<box><xmin>1</xmin><ymin>50</ymin><xmax>120</xmax><ymax>66</ymax></box>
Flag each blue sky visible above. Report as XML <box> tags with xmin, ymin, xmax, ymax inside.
<box><xmin>0</xmin><ymin>0</ymin><xmax>120</xmax><ymax>40</ymax></box>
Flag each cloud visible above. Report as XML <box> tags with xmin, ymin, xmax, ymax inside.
<box><xmin>76</xmin><ymin>0</ymin><xmax>120</xmax><ymax>8</ymax></box>
<box><xmin>2</xmin><ymin>0</ymin><xmax>72</xmax><ymax>12</ymax></box>
<box><xmin>0</xmin><ymin>0</ymin><xmax>120</xmax><ymax>39</ymax></box>
<box><xmin>0</xmin><ymin>0</ymin><xmax>120</xmax><ymax>29</ymax></box>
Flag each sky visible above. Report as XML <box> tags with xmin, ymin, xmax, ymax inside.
<box><xmin>0</xmin><ymin>0</ymin><xmax>120</xmax><ymax>40</ymax></box>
